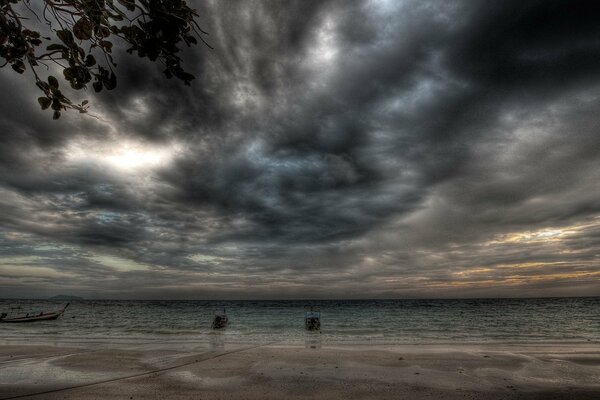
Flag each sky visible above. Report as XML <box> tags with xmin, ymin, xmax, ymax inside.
<box><xmin>1</xmin><ymin>0</ymin><xmax>600</xmax><ymax>300</ymax></box>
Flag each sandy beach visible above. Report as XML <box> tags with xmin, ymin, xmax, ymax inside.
<box><xmin>1</xmin><ymin>338</ymin><xmax>599</xmax><ymax>400</ymax></box>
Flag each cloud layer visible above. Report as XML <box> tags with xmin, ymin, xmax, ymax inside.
<box><xmin>1</xmin><ymin>0</ymin><xmax>600</xmax><ymax>299</ymax></box>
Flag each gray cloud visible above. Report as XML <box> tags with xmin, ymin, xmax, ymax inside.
<box><xmin>1</xmin><ymin>0</ymin><xmax>600</xmax><ymax>299</ymax></box>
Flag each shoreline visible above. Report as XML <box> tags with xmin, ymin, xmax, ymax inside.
<box><xmin>2</xmin><ymin>333</ymin><xmax>599</xmax><ymax>346</ymax></box>
<box><xmin>1</xmin><ymin>340</ymin><xmax>599</xmax><ymax>399</ymax></box>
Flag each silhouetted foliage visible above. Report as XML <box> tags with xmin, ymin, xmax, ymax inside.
<box><xmin>0</xmin><ymin>0</ymin><xmax>210</xmax><ymax>119</ymax></box>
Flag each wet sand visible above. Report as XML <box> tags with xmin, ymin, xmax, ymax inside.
<box><xmin>1</xmin><ymin>339</ymin><xmax>599</xmax><ymax>399</ymax></box>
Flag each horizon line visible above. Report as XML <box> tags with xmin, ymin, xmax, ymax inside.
<box><xmin>2</xmin><ymin>295</ymin><xmax>599</xmax><ymax>302</ymax></box>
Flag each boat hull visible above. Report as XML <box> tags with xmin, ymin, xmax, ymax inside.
<box><xmin>305</xmin><ymin>309</ymin><xmax>321</xmax><ymax>331</ymax></box>
<box><xmin>0</xmin><ymin>313</ymin><xmax>63</xmax><ymax>323</ymax></box>
<box><xmin>212</xmin><ymin>315</ymin><xmax>228</xmax><ymax>329</ymax></box>
<box><xmin>305</xmin><ymin>317</ymin><xmax>321</xmax><ymax>331</ymax></box>
<box><xmin>0</xmin><ymin>303</ymin><xmax>69</xmax><ymax>323</ymax></box>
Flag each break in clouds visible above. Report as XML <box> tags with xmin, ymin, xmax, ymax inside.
<box><xmin>1</xmin><ymin>0</ymin><xmax>600</xmax><ymax>299</ymax></box>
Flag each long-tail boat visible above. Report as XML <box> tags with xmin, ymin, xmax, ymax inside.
<box><xmin>0</xmin><ymin>303</ymin><xmax>69</xmax><ymax>323</ymax></box>
<box><xmin>211</xmin><ymin>309</ymin><xmax>228</xmax><ymax>329</ymax></box>
<box><xmin>305</xmin><ymin>307</ymin><xmax>321</xmax><ymax>331</ymax></box>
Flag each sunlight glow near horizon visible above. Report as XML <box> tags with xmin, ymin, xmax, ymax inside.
<box><xmin>485</xmin><ymin>224</ymin><xmax>592</xmax><ymax>245</ymax></box>
<box><xmin>500</xmin><ymin>218</ymin><xmax>599</xmax><ymax>245</ymax></box>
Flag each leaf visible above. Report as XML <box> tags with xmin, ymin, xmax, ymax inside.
<box><xmin>11</xmin><ymin>60</ymin><xmax>25</xmax><ymax>74</ymax></box>
<box><xmin>98</xmin><ymin>26</ymin><xmax>111</xmax><ymax>38</ymax></box>
<box><xmin>51</xmin><ymin>98</ymin><xmax>62</xmax><ymax>111</ymax></box>
<box><xmin>93</xmin><ymin>80</ymin><xmax>103</xmax><ymax>93</ymax></box>
<box><xmin>85</xmin><ymin>54</ymin><xmax>96</xmax><ymax>67</ymax></box>
<box><xmin>82</xmin><ymin>100</ymin><xmax>89</xmax><ymax>105</ymax></box>
<box><xmin>23</xmin><ymin>29</ymin><xmax>41</xmax><ymax>39</ymax></box>
<box><xmin>73</xmin><ymin>18</ymin><xmax>93</xmax><ymax>40</ymax></box>
<box><xmin>47</xmin><ymin>44</ymin><xmax>66</xmax><ymax>51</ymax></box>
<box><xmin>63</xmin><ymin>67</ymin><xmax>74</xmax><ymax>80</ymax></box>
<box><xmin>105</xmin><ymin>71</ymin><xmax>117</xmax><ymax>90</ymax></box>
<box><xmin>100</xmin><ymin>40</ymin><xmax>113</xmax><ymax>53</ymax></box>
<box><xmin>56</xmin><ymin>30</ymin><xmax>74</xmax><ymax>46</ymax></box>
<box><xmin>53</xmin><ymin>110</ymin><xmax>61</xmax><ymax>120</ymax></box>
<box><xmin>38</xmin><ymin>97</ymin><xmax>51</xmax><ymax>110</ymax></box>
<box><xmin>48</xmin><ymin>76</ymin><xmax>59</xmax><ymax>89</ymax></box>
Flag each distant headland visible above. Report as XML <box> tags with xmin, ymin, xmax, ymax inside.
<box><xmin>48</xmin><ymin>295</ymin><xmax>84</xmax><ymax>301</ymax></box>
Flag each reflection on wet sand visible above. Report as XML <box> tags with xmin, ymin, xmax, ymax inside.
<box><xmin>305</xmin><ymin>334</ymin><xmax>322</xmax><ymax>349</ymax></box>
<box><xmin>208</xmin><ymin>331</ymin><xmax>225</xmax><ymax>350</ymax></box>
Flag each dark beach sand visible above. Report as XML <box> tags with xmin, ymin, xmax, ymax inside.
<box><xmin>1</xmin><ymin>340</ymin><xmax>599</xmax><ymax>399</ymax></box>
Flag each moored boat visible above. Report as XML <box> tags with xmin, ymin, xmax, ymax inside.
<box><xmin>212</xmin><ymin>309</ymin><xmax>228</xmax><ymax>329</ymax></box>
<box><xmin>305</xmin><ymin>307</ymin><xmax>321</xmax><ymax>331</ymax></box>
<box><xmin>0</xmin><ymin>303</ymin><xmax>69</xmax><ymax>323</ymax></box>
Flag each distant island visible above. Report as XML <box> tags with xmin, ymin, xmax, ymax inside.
<box><xmin>48</xmin><ymin>295</ymin><xmax>84</xmax><ymax>301</ymax></box>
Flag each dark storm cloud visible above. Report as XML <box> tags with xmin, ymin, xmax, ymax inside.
<box><xmin>1</xmin><ymin>0</ymin><xmax>600</xmax><ymax>298</ymax></box>
<box><xmin>449</xmin><ymin>1</ymin><xmax>600</xmax><ymax>88</ymax></box>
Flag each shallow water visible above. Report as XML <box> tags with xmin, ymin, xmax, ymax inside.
<box><xmin>0</xmin><ymin>298</ymin><xmax>598</xmax><ymax>344</ymax></box>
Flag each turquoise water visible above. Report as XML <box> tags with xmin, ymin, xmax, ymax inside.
<box><xmin>0</xmin><ymin>298</ymin><xmax>598</xmax><ymax>344</ymax></box>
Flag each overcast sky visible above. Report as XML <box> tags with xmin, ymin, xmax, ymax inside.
<box><xmin>1</xmin><ymin>0</ymin><xmax>600</xmax><ymax>299</ymax></box>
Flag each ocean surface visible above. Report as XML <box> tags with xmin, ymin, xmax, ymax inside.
<box><xmin>0</xmin><ymin>298</ymin><xmax>598</xmax><ymax>345</ymax></box>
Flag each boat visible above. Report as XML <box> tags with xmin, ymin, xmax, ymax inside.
<box><xmin>0</xmin><ymin>303</ymin><xmax>69</xmax><ymax>323</ymax></box>
<box><xmin>211</xmin><ymin>309</ymin><xmax>228</xmax><ymax>329</ymax></box>
<box><xmin>304</xmin><ymin>307</ymin><xmax>321</xmax><ymax>331</ymax></box>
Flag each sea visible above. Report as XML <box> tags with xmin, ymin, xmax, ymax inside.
<box><xmin>0</xmin><ymin>298</ymin><xmax>598</xmax><ymax>345</ymax></box>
